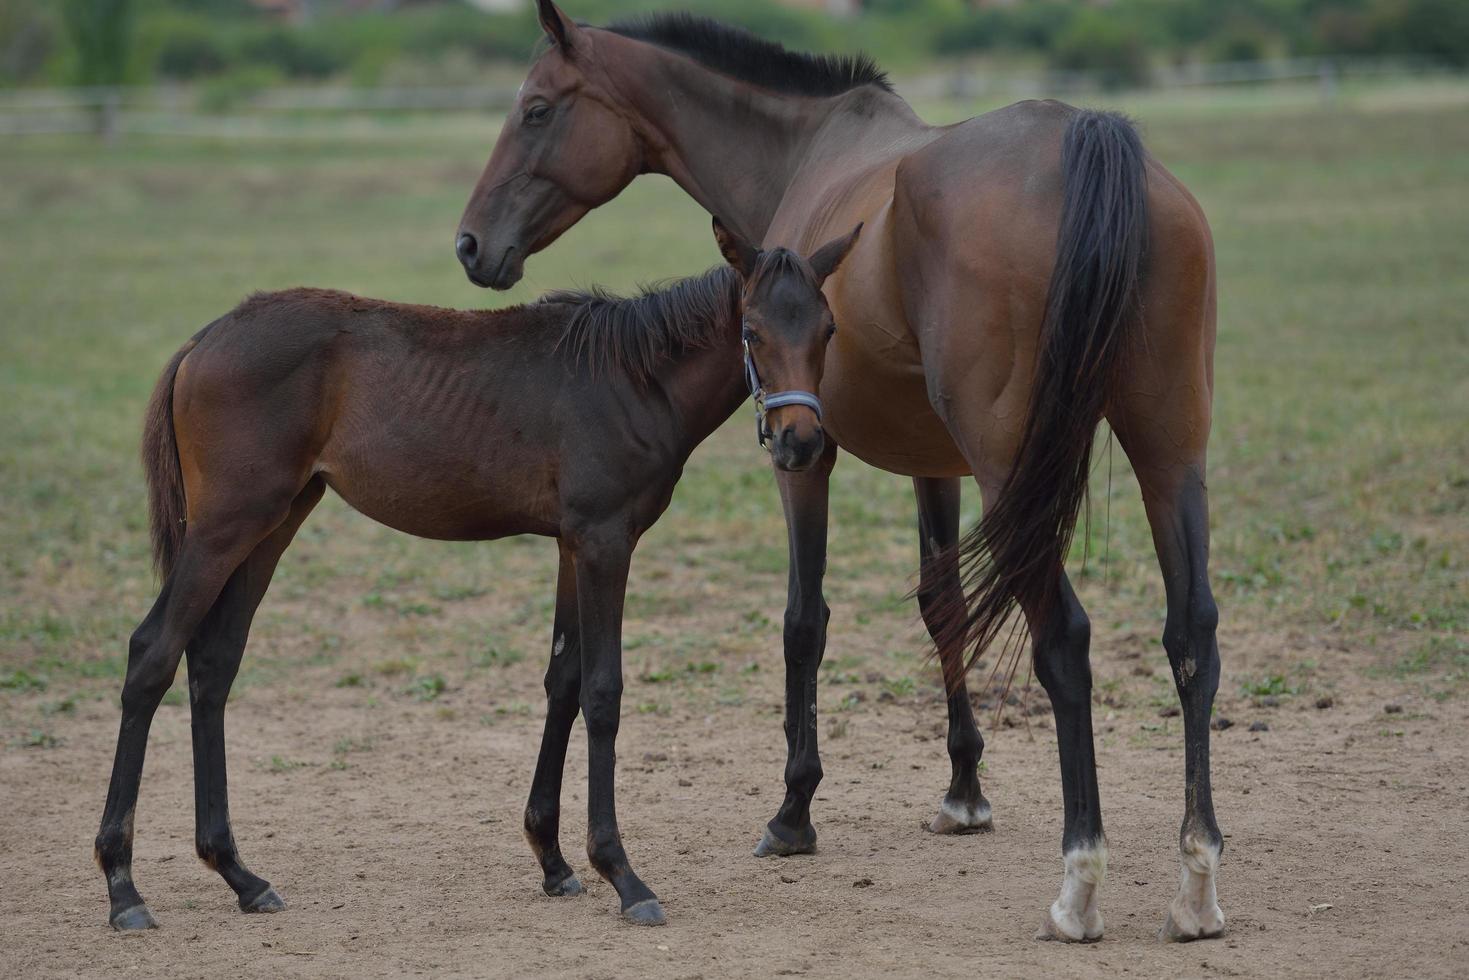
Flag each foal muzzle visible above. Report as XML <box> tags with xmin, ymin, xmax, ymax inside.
<box><xmin>743</xmin><ymin>335</ymin><xmax>822</xmax><ymax>450</ymax></box>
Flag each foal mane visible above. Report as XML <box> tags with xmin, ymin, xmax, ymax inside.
<box><xmin>605</xmin><ymin>13</ymin><xmax>892</xmax><ymax>97</ymax></box>
<box><xmin>544</xmin><ymin>265</ymin><xmax>740</xmax><ymax>386</ymax></box>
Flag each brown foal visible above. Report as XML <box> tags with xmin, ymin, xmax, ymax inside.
<box><xmin>95</xmin><ymin>227</ymin><xmax>859</xmax><ymax>930</ymax></box>
<box><xmin>457</xmin><ymin>2</ymin><xmax>1225</xmax><ymax>942</ymax></box>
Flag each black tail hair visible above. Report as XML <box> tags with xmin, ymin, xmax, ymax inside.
<box><xmin>941</xmin><ymin>109</ymin><xmax>1148</xmax><ymax>676</ymax></box>
<box><xmin>142</xmin><ymin>321</ymin><xmax>218</xmax><ymax>578</ymax></box>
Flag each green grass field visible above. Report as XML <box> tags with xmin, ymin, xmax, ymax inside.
<box><xmin>1</xmin><ymin>78</ymin><xmax>1466</xmax><ymax>738</ymax></box>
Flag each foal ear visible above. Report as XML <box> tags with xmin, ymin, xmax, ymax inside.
<box><xmin>808</xmin><ymin>223</ymin><xmax>863</xmax><ymax>284</ymax></box>
<box><xmin>537</xmin><ymin>0</ymin><xmax>580</xmax><ymax>52</ymax></box>
<box><xmin>713</xmin><ymin>216</ymin><xmax>760</xmax><ymax>280</ymax></box>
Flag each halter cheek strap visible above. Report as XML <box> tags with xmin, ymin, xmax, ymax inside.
<box><xmin>743</xmin><ymin>329</ymin><xmax>823</xmax><ymax>450</ymax></box>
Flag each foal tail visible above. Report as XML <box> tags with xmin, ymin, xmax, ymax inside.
<box><xmin>949</xmin><ymin>109</ymin><xmax>1148</xmax><ymax>672</ymax></box>
<box><xmin>142</xmin><ymin>321</ymin><xmax>217</xmax><ymax>579</ymax></box>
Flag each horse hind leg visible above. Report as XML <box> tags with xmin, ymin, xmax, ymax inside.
<box><xmin>1027</xmin><ymin>572</ymin><xmax>1107</xmax><ymax>943</ymax></box>
<box><xmin>1134</xmin><ymin>461</ymin><xmax>1225</xmax><ymax>941</ymax></box>
<box><xmin>95</xmin><ymin>505</ymin><xmax>290</xmax><ymax>930</ymax></box>
<box><xmin>187</xmin><ymin>477</ymin><xmax>324</xmax><ymax>915</ymax></box>
<box><xmin>913</xmin><ymin>476</ymin><xmax>992</xmax><ymax>834</ymax></box>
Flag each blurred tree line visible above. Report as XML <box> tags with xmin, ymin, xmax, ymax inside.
<box><xmin>3</xmin><ymin>0</ymin><xmax>1467</xmax><ymax>92</ymax></box>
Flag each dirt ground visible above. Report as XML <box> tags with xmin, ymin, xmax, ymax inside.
<box><xmin>3</xmin><ymin>614</ymin><xmax>1466</xmax><ymax>980</ymax></box>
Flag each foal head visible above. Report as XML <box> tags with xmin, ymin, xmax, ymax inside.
<box><xmin>713</xmin><ymin>216</ymin><xmax>861</xmax><ymax>473</ymax></box>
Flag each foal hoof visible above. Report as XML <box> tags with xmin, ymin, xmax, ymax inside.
<box><xmin>240</xmin><ymin>885</ymin><xmax>286</xmax><ymax>914</ymax></box>
<box><xmin>543</xmin><ymin>873</ymin><xmax>583</xmax><ymax>897</ymax></box>
<box><xmin>110</xmin><ymin>904</ymin><xmax>158</xmax><ymax>931</ymax></box>
<box><xmin>622</xmin><ymin>898</ymin><xmax>666</xmax><ymax>926</ymax></box>
<box><xmin>752</xmin><ymin>822</ymin><xmax>816</xmax><ymax>858</ymax></box>
<box><xmin>926</xmin><ymin>795</ymin><xmax>993</xmax><ymax>835</ymax></box>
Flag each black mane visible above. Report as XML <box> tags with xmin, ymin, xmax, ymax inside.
<box><xmin>542</xmin><ymin>265</ymin><xmax>741</xmax><ymax>386</ymax></box>
<box><xmin>605</xmin><ymin>13</ymin><xmax>892</xmax><ymax>97</ymax></box>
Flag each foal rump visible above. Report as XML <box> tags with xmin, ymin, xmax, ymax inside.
<box><xmin>142</xmin><ymin>319</ymin><xmax>221</xmax><ymax>579</ymax></box>
<box><xmin>941</xmin><ymin>109</ymin><xmax>1149</xmax><ymax>672</ymax></box>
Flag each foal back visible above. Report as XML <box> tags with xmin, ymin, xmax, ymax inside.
<box><xmin>173</xmin><ymin>288</ymin><xmax>570</xmax><ymax>541</ymax></box>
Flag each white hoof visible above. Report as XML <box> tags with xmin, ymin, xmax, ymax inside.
<box><xmin>1035</xmin><ymin>841</ymin><xmax>1106</xmax><ymax>942</ymax></box>
<box><xmin>927</xmin><ymin>796</ymin><xmax>993</xmax><ymax>835</ymax></box>
<box><xmin>1161</xmin><ymin>835</ymin><xmax>1224</xmax><ymax>941</ymax></box>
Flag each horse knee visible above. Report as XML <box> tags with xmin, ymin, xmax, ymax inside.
<box><xmin>1033</xmin><ymin>605</ymin><xmax>1092</xmax><ymax>709</ymax></box>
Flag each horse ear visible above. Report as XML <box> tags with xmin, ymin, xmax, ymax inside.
<box><xmin>537</xmin><ymin>0</ymin><xmax>579</xmax><ymax>52</ymax></box>
<box><xmin>808</xmin><ymin>223</ymin><xmax>863</xmax><ymax>284</ymax></box>
<box><xmin>713</xmin><ymin>216</ymin><xmax>760</xmax><ymax>280</ymax></box>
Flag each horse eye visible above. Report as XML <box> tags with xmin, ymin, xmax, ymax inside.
<box><xmin>826</xmin><ymin>322</ymin><xmax>838</xmax><ymax>339</ymax></box>
<box><xmin>742</xmin><ymin>327</ymin><xmax>760</xmax><ymax>345</ymax></box>
<box><xmin>523</xmin><ymin>104</ymin><xmax>552</xmax><ymax>125</ymax></box>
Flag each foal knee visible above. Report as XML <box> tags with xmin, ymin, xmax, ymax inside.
<box><xmin>782</xmin><ymin>599</ymin><xmax>828</xmax><ymax>662</ymax></box>
<box><xmin>581</xmin><ymin>677</ymin><xmax>623</xmax><ymax>740</ymax></box>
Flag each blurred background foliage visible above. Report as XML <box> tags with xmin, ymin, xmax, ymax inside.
<box><xmin>3</xmin><ymin>0</ymin><xmax>1467</xmax><ymax>94</ymax></box>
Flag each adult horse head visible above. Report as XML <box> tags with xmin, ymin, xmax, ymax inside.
<box><xmin>455</xmin><ymin>1</ymin><xmax>643</xmax><ymax>288</ymax></box>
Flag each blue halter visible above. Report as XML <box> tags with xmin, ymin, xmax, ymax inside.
<box><xmin>742</xmin><ymin>326</ymin><xmax>822</xmax><ymax>450</ymax></box>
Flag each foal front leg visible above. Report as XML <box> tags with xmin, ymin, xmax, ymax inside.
<box><xmin>754</xmin><ymin>442</ymin><xmax>837</xmax><ymax>858</ymax></box>
<box><xmin>524</xmin><ymin>541</ymin><xmax>584</xmax><ymax>897</ymax></box>
<box><xmin>570</xmin><ymin>528</ymin><xmax>664</xmax><ymax>925</ymax></box>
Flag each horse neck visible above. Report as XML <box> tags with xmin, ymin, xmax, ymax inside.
<box><xmin>654</xmin><ymin>312</ymin><xmax>747</xmax><ymax>453</ymax></box>
<box><xmin>596</xmin><ymin>32</ymin><xmax>923</xmax><ymax>244</ymax></box>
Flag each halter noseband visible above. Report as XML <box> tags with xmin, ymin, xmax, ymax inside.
<box><xmin>742</xmin><ymin>321</ymin><xmax>822</xmax><ymax>450</ymax></box>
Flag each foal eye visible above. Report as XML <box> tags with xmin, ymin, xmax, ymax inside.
<box><xmin>523</xmin><ymin>104</ymin><xmax>553</xmax><ymax>125</ymax></box>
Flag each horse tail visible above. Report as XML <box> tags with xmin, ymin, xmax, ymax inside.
<box><xmin>949</xmin><ymin>109</ymin><xmax>1148</xmax><ymax>672</ymax></box>
<box><xmin>142</xmin><ymin>320</ymin><xmax>218</xmax><ymax>579</ymax></box>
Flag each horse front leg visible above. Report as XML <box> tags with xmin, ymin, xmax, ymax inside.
<box><xmin>524</xmin><ymin>540</ymin><xmax>585</xmax><ymax>898</ymax></box>
<box><xmin>570</xmin><ymin>526</ymin><xmax>663</xmax><ymax>925</ymax></box>
<box><xmin>754</xmin><ymin>441</ymin><xmax>837</xmax><ymax>858</ymax></box>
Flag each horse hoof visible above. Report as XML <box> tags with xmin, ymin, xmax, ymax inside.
<box><xmin>752</xmin><ymin>823</ymin><xmax>816</xmax><ymax>858</ymax></box>
<box><xmin>926</xmin><ymin>796</ymin><xmax>993</xmax><ymax>835</ymax></box>
<box><xmin>240</xmin><ymin>886</ymin><xmax>286</xmax><ymax>914</ymax></box>
<box><xmin>622</xmin><ymin>898</ymin><xmax>666</xmax><ymax>926</ymax></box>
<box><xmin>110</xmin><ymin>904</ymin><xmax>158</xmax><ymax>931</ymax></box>
<box><xmin>1035</xmin><ymin>910</ymin><xmax>1102</xmax><ymax>944</ymax></box>
<box><xmin>543</xmin><ymin>873</ymin><xmax>583</xmax><ymax>897</ymax></box>
<box><xmin>1160</xmin><ymin>908</ymin><xmax>1225</xmax><ymax>942</ymax></box>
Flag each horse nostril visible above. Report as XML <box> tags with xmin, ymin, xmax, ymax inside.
<box><xmin>456</xmin><ymin>232</ymin><xmax>479</xmax><ymax>265</ymax></box>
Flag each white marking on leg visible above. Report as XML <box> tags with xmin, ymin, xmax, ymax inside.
<box><xmin>552</xmin><ymin>633</ymin><xmax>565</xmax><ymax>657</ymax></box>
<box><xmin>1164</xmin><ymin>835</ymin><xmax>1224</xmax><ymax>940</ymax></box>
<box><xmin>928</xmin><ymin>795</ymin><xmax>993</xmax><ymax>834</ymax></box>
<box><xmin>1043</xmin><ymin>839</ymin><xmax>1107</xmax><ymax>941</ymax></box>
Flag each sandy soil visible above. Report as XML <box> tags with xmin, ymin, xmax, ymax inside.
<box><xmin>2</xmin><ymin>617</ymin><xmax>1466</xmax><ymax>980</ymax></box>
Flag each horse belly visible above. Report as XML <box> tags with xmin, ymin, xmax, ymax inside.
<box><xmin>819</xmin><ymin>230</ymin><xmax>969</xmax><ymax>479</ymax></box>
<box><xmin>318</xmin><ymin>439</ymin><xmax>559</xmax><ymax>542</ymax></box>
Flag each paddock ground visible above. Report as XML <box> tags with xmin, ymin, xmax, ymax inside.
<box><xmin>2</xmin><ymin>79</ymin><xmax>1466</xmax><ymax>978</ymax></box>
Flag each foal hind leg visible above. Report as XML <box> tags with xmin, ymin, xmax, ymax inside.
<box><xmin>96</xmin><ymin>512</ymin><xmax>286</xmax><ymax>930</ymax></box>
<box><xmin>1132</xmin><ymin>461</ymin><xmax>1224</xmax><ymax>941</ymax></box>
<box><xmin>524</xmin><ymin>540</ymin><xmax>585</xmax><ymax>897</ymax></box>
<box><xmin>187</xmin><ymin>478</ymin><xmax>323</xmax><ymax>914</ymax></box>
<box><xmin>913</xmin><ymin>476</ymin><xmax>991</xmax><ymax>834</ymax></box>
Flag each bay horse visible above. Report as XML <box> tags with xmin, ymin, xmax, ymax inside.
<box><xmin>456</xmin><ymin>3</ymin><xmax>1224</xmax><ymax>942</ymax></box>
<box><xmin>94</xmin><ymin>226</ymin><xmax>861</xmax><ymax>930</ymax></box>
